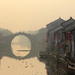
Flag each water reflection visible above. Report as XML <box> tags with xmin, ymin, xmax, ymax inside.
<box><xmin>0</xmin><ymin>57</ymin><xmax>47</xmax><ymax>75</ymax></box>
<box><xmin>39</xmin><ymin>57</ymin><xmax>66</xmax><ymax>75</ymax></box>
<box><xmin>11</xmin><ymin>44</ymin><xmax>31</xmax><ymax>57</ymax></box>
<box><xmin>11</xmin><ymin>35</ymin><xmax>31</xmax><ymax>57</ymax></box>
<box><xmin>0</xmin><ymin>35</ymin><xmax>47</xmax><ymax>75</ymax></box>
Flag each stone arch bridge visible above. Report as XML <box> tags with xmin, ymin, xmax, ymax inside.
<box><xmin>0</xmin><ymin>32</ymin><xmax>38</xmax><ymax>60</ymax></box>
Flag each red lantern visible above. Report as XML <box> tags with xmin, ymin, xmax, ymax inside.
<box><xmin>66</xmin><ymin>33</ymin><xmax>68</xmax><ymax>41</ymax></box>
<box><xmin>46</xmin><ymin>32</ymin><xmax>49</xmax><ymax>41</ymax></box>
<box><xmin>63</xmin><ymin>46</ymin><xmax>64</xmax><ymax>49</ymax></box>
<box><xmin>69</xmin><ymin>32</ymin><xmax>72</xmax><ymax>35</ymax></box>
<box><xmin>56</xmin><ymin>45</ymin><xmax>59</xmax><ymax>47</ymax></box>
<box><xmin>58</xmin><ymin>45</ymin><xmax>59</xmax><ymax>47</ymax></box>
<box><xmin>69</xmin><ymin>32</ymin><xmax>72</xmax><ymax>41</ymax></box>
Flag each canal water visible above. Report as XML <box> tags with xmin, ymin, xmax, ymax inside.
<box><xmin>0</xmin><ymin>57</ymin><xmax>47</xmax><ymax>75</ymax></box>
<box><xmin>0</xmin><ymin>35</ymin><xmax>47</xmax><ymax>75</ymax></box>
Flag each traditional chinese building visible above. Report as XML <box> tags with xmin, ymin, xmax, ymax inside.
<box><xmin>52</xmin><ymin>17</ymin><xmax>75</xmax><ymax>57</ymax></box>
<box><xmin>46</xmin><ymin>17</ymin><xmax>65</xmax><ymax>52</ymax></box>
<box><xmin>53</xmin><ymin>17</ymin><xmax>75</xmax><ymax>59</ymax></box>
<box><xmin>53</xmin><ymin>28</ymin><xmax>65</xmax><ymax>55</ymax></box>
<box><xmin>61</xmin><ymin>17</ymin><xmax>75</xmax><ymax>59</ymax></box>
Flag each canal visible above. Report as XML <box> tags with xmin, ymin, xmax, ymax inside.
<box><xmin>0</xmin><ymin>35</ymin><xmax>47</xmax><ymax>75</ymax></box>
<box><xmin>0</xmin><ymin>57</ymin><xmax>47</xmax><ymax>75</ymax></box>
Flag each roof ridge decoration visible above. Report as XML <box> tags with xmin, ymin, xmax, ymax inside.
<box><xmin>46</xmin><ymin>17</ymin><xmax>65</xmax><ymax>26</ymax></box>
<box><xmin>61</xmin><ymin>17</ymin><xmax>75</xmax><ymax>27</ymax></box>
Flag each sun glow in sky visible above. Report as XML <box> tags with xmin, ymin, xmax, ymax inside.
<box><xmin>0</xmin><ymin>0</ymin><xmax>75</xmax><ymax>32</ymax></box>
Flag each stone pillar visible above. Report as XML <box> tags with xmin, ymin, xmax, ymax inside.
<box><xmin>72</xmin><ymin>34</ymin><xmax>74</xmax><ymax>58</ymax></box>
<box><xmin>72</xmin><ymin>30</ymin><xmax>75</xmax><ymax>59</ymax></box>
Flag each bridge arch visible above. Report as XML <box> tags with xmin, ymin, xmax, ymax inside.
<box><xmin>0</xmin><ymin>32</ymin><xmax>37</xmax><ymax>59</ymax></box>
<box><xmin>11</xmin><ymin>34</ymin><xmax>31</xmax><ymax>57</ymax></box>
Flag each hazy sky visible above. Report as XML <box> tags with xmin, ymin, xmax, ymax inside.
<box><xmin>0</xmin><ymin>0</ymin><xmax>75</xmax><ymax>33</ymax></box>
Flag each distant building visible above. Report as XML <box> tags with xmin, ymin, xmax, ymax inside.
<box><xmin>27</xmin><ymin>30</ymin><xmax>39</xmax><ymax>35</ymax></box>
<box><xmin>0</xmin><ymin>32</ymin><xmax>4</xmax><ymax>38</ymax></box>
<box><xmin>1</xmin><ymin>29</ymin><xmax>13</xmax><ymax>37</ymax></box>
<box><xmin>38</xmin><ymin>28</ymin><xmax>47</xmax><ymax>42</ymax></box>
<box><xmin>37</xmin><ymin>27</ymin><xmax>47</xmax><ymax>51</ymax></box>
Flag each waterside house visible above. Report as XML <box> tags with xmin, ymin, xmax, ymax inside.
<box><xmin>39</xmin><ymin>17</ymin><xmax>75</xmax><ymax>75</ymax></box>
<box><xmin>46</xmin><ymin>17</ymin><xmax>65</xmax><ymax>52</ymax></box>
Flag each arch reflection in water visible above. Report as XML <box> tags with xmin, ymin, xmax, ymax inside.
<box><xmin>11</xmin><ymin>35</ymin><xmax>31</xmax><ymax>58</ymax></box>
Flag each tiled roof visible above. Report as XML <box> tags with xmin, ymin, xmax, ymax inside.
<box><xmin>46</xmin><ymin>17</ymin><xmax>64</xmax><ymax>26</ymax></box>
<box><xmin>63</xmin><ymin>24</ymin><xmax>75</xmax><ymax>32</ymax></box>
<box><xmin>61</xmin><ymin>17</ymin><xmax>74</xmax><ymax>27</ymax></box>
